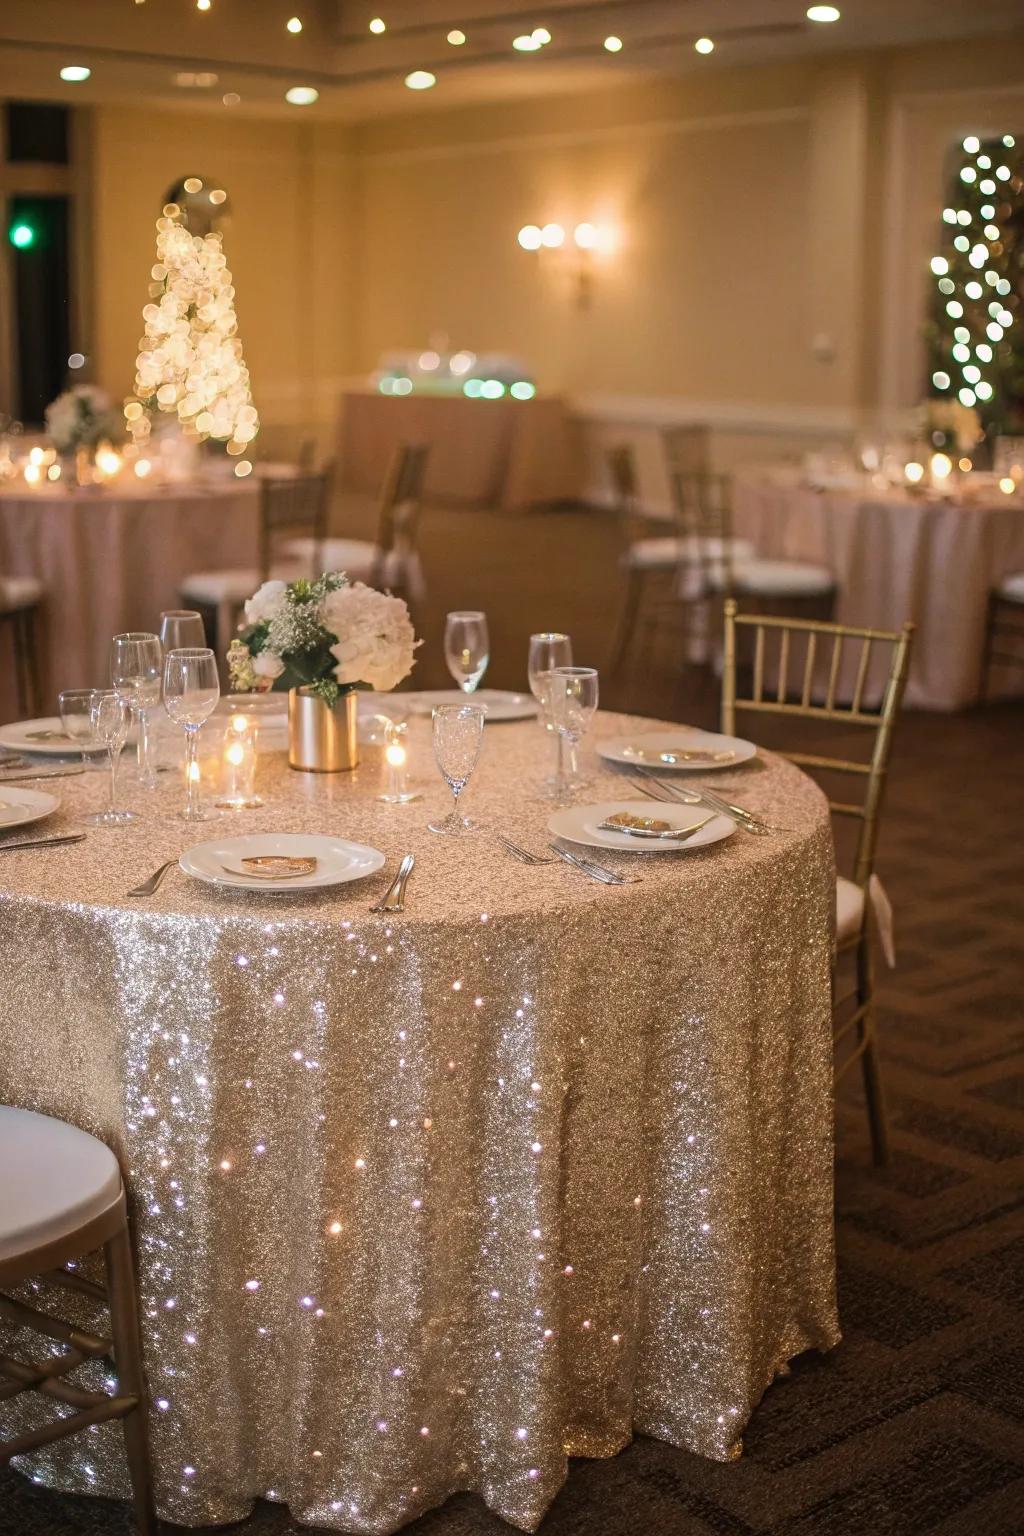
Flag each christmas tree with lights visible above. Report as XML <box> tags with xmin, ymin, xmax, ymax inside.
<box><xmin>925</xmin><ymin>134</ymin><xmax>1024</xmax><ymax>441</ymax></box>
<box><xmin>125</xmin><ymin>202</ymin><xmax>259</xmax><ymax>455</ymax></box>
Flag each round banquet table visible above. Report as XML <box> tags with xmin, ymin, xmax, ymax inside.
<box><xmin>733</xmin><ymin>469</ymin><xmax>1024</xmax><ymax>710</ymax></box>
<box><xmin>0</xmin><ymin>477</ymin><xmax>259</xmax><ymax>722</ymax></box>
<box><xmin>0</xmin><ymin>712</ymin><xmax>839</xmax><ymax>1533</ymax></box>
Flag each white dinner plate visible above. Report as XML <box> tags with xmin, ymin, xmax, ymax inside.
<box><xmin>549</xmin><ymin>800</ymin><xmax>735</xmax><ymax>854</ymax></box>
<box><xmin>400</xmin><ymin>689</ymin><xmax>538</xmax><ymax>722</ymax></box>
<box><xmin>596</xmin><ymin>727</ymin><xmax>757</xmax><ymax>773</ymax></box>
<box><xmin>0</xmin><ymin>717</ymin><xmax>106</xmax><ymax>757</ymax></box>
<box><xmin>0</xmin><ymin>785</ymin><xmax>61</xmax><ymax>832</ymax></box>
<box><xmin>179</xmin><ymin>832</ymin><xmax>386</xmax><ymax>892</ymax></box>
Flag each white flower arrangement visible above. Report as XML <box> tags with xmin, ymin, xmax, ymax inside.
<box><xmin>228</xmin><ymin>572</ymin><xmax>419</xmax><ymax>705</ymax></box>
<box><xmin>44</xmin><ymin>385</ymin><xmax>120</xmax><ymax>454</ymax></box>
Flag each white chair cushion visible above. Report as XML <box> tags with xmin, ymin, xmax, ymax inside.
<box><xmin>0</xmin><ymin>1106</ymin><xmax>122</xmax><ymax>1265</ymax></box>
<box><xmin>835</xmin><ymin>876</ymin><xmax>865</xmax><ymax>944</ymax></box>
<box><xmin>622</xmin><ymin>536</ymin><xmax>755</xmax><ymax>571</ymax></box>
<box><xmin>998</xmin><ymin>571</ymin><xmax>1024</xmax><ymax>603</ymax></box>
<box><xmin>283</xmin><ymin>538</ymin><xmax>426</xmax><ymax>601</ymax></box>
<box><xmin>0</xmin><ymin>575</ymin><xmax>44</xmax><ymax>611</ymax></box>
<box><xmin>180</xmin><ymin>566</ymin><xmax>306</xmax><ymax>605</ymax></box>
<box><xmin>710</xmin><ymin>558</ymin><xmax>835</xmax><ymax>596</ymax></box>
<box><xmin>835</xmin><ymin>874</ymin><xmax>895</xmax><ymax>967</ymax></box>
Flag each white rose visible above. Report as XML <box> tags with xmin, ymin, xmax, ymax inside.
<box><xmin>244</xmin><ymin>580</ymin><xmax>287</xmax><ymax>626</ymax></box>
<box><xmin>252</xmin><ymin>651</ymin><xmax>285</xmax><ymax>679</ymax></box>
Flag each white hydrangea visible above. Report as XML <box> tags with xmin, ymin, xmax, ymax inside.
<box><xmin>323</xmin><ymin>582</ymin><xmax>419</xmax><ymax>692</ymax></box>
<box><xmin>252</xmin><ymin>651</ymin><xmax>285</xmax><ymax>680</ymax></box>
<box><xmin>243</xmin><ymin>580</ymin><xmax>287</xmax><ymax>626</ymax></box>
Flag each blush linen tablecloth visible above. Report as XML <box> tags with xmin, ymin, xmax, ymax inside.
<box><xmin>337</xmin><ymin>391</ymin><xmax>581</xmax><ymax>511</ymax></box>
<box><xmin>733</xmin><ymin>470</ymin><xmax>1024</xmax><ymax>710</ymax></box>
<box><xmin>0</xmin><ymin>479</ymin><xmax>260</xmax><ymax>721</ymax></box>
<box><xmin>0</xmin><ymin>713</ymin><xmax>839</xmax><ymax>1533</ymax></box>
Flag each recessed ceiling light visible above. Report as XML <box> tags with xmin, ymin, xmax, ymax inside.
<box><xmin>513</xmin><ymin>34</ymin><xmax>540</xmax><ymax>51</ymax></box>
<box><xmin>287</xmin><ymin>16</ymin><xmax>302</xmax><ymax>33</ymax></box>
<box><xmin>404</xmin><ymin>70</ymin><xmax>436</xmax><ymax>90</ymax></box>
<box><xmin>285</xmin><ymin>86</ymin><xmax>319</xmax><ymax>105</ymax></box>
<box><xmin>694</xmin><ymin>37</ymin><xmax>714</xmax><ymax>55</ymax></box>
<box><xmin>196</xmin><ymin>0</ymin><xmax>211</xmax><ymax>10</ymax></box>
<box><xmin>183</xmin><ymin>176</ymin><xmax>204</xmax><ymax>193</ymax></box>
<box><xmin>209</xmin><ymin>189</ymin><xmax>227</xmax><ymax>204</ymax></box>
<box><xmin>603</xmin><ymin>36</ymin><xmax>623</xmax><ymax>53</ymax></box>
<box><xmin>532</xmin><ymin>28</ymin><xmax>551</xmax><ymax>45</ymax></box>
<box><xmin>222</xmin><ymin>91</ymin><xmax>240</xmax><ymax>106</ymax></box>
<box><xmin>60</xmin><ymin>66</ymin><xmax>91</xmax><ymax>82</ymax></box>
<box><xmin>806</xmin><ymin>5</ymin><xmax>841</xmax><ymax>20</ymax></box>
<box><xmin>447</xmin><ymin>29</ymin><xmax>466</xmax><ymax>45</ymax></box>
<box><xmin>369</xmin><ymin>16</ymin><xmax>386</xmax><ymax>33</ymax></box>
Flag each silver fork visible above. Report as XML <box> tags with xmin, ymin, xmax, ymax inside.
<box><xmin>496</xmin><ymin>835</ymin><xmax>555</xmax><ymax>865</ymax></box>
<box><xmin>630</xmin><ymin>771</ymin><xmax>775</xmax><ymax>834</ymax></box>
<box><xmin>127</xmin><ymin>859</ymin><xmax>175</xmax><ymax>897</ymax></box>
<box><xmin>547</xmin><ymin>843</ymin><xmax>640</xmax><ymax>884</ymax></box>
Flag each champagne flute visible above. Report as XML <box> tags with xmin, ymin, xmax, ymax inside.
<box><xmin>163</xmin><ymin>648</ymin><xmax>221</xmax><ymax>822</ymax></box>
<box><xmin>112</xmin><ymin>632</ymin><xmax>162</xmax><ymax>791</ymax></box>
<box><xmin>427</xmin><ymin>702</ymin><xmax>486</xmax><ymax>835</ymax></box>
<box><xmin>84</xmin><ymin>690</ymin><xmax>136</xmax><ymax>826</ymax></box>
<box><xmin>58</xmin><ymin>688</ymin><xmax>99</xmax><ymax>769</ymax></box>
<box><xmin>548</xmin><ymin>666</ymin><xmax>599</xmax><ymax>802</ymax></box>
<box><xmin>527</xmin><ymin>632</ymin><xmax>573</xmax><ymax>791</ymax></box>
<box><xmin>159</xmin><ymin>610</ymin><xmax>207</xmax><ymax>652</ymax></box>
<box><xmin>445</xmin><ymin>611</ymin><xmax>489</xmax><ymax>693</ymax></box>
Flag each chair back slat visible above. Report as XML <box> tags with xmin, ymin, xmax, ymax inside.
<box><xmin>662</xmin><ymin>424</ymin><xmax>710</xmax><ymax>475</ymax></box>
<box><xmin>259</xmin><ymin>467</ymin><xmax>331</xmax><ymax>580</ymax></box>
<box><xmin>722</xmin><ymin>600</ymin><xmax>914</xmax><ymax>885</ymax></box>
<box><xmin>374</xmin><ymin>444</ymin><xmax>430</xmax><ymax>573</ymax></box>
<box><xmin>607</xmin><ymin>444</ymin><xmax>639</xmax><ymax>517</ymax></box>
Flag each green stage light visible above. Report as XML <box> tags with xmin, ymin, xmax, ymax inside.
<box><xmin>10</xmin><ymin>222</ymin><xmax>35</xmax><ymax>249</ymax></box>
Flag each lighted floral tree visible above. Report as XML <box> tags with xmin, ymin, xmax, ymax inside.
<box><xmin>125</xmin><ymin>203</ymin><xmax>259</xmax><ymax>453</ymax></box>
<box><xmin>925</xmin><ymin>133</ymin><xmax>1024</xmax><ymax>438</ymax></box>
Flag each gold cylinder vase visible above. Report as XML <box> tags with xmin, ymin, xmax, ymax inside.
<box><xmin>288</xmin><ymin>687</ymin><xmax>359</xmax><ymax>772</ymax></box>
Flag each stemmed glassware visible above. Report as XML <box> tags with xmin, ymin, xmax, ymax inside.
<box><xmin>58</xmin><ymin>688</ymin><xmax>99</xmax><ymax>769</ymax></box>
<box><xmin>112</xmin><ymin>632</ymin><xmax>162</xmax><ymax>790</ymax></box>
<box><xmin>444</xmin><ymin>611</ymin><xmax>489</xmax><ymax>693</ymax></box>
<box><xmin>427</xmin><ymin>702</ymin><xmax>486</xmax><ymax>835</ymax></box>
<box><xmin>163</xmin><ymin>647</ymin><xmax>220</xmax><ymax>822</ymax></box>
<box><xmin>527</xmin><ymin>631</ymin><xmax>573</xmax><ymax>793</ymax></box>
<box><xmin>547</xmin><ymin>666</ymin><xmax>599</xmax><ymax>802</ymax></box>
<box><xmin>83</xmin><ymin>690</ymin><xmax>136</xmax><ymax>826</ymax></box>
<box><xmin>159</xmin><ymin>610</ymin><xmax>207</xmax><ymax>653</ymax></box>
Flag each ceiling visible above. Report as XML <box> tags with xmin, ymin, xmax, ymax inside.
<box><xmin>0</xmin><ymin>0</ymin><xmax>1022</xmax><ymax>123</ymax></box>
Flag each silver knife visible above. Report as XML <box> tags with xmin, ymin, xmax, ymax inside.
<box><xmin>547</xmin><ymin>843</ymin><xmax>639</xmax><ymax>884</ymax></box>
<box><xmin>0</xmin><ymin>766</ymin><xmax>86</xmax><ymax>782</ymax></box>
<box><xmin>0</xmin><ymin>832</ymin><xmax>87</xmax><ymax>853</ymax></box>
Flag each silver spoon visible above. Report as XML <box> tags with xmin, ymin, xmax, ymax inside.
<box><xmin>370</xmin><ymin>853</ymin><xmax>415</xmax><ymax>913</ymax></box>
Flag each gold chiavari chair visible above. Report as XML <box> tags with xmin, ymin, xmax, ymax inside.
<box><xmin>721</xmin><ymin>600</ymin><xmax>915</xmax><ymax>1165</ymax></box>
<box><xmin>609</xmin><ymin>444</ymin><xmax>686</xmax><ymax>670</ymax></box>
<box><xmin>979</xmin><ymin>572</ymin><xmax>1024</xmax><ymax>699</ymax></box>
<box><xmin>283</xmin><ymin>442</ymin><xmax>431</xmax><ymax>608</ymax></box>
<box><xmin>661</xmin><ymin>423</ymin><xmax>711</xmax><ymax>476</ymax></box>
<box><xmin>0</xmin><ymin>1107</ymin><xmax>154</xmax><ymax>1533</ymax></box>
<box><xmin>179</xmin><ymin>466</ymin><xmax>332</xmax><ymax>652</ymax></box>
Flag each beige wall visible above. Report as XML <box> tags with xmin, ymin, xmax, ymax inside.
<box><xmin>79</xmin><ymin>32</ymin><xmax>1024</xmax><ymax>468</ymax></box>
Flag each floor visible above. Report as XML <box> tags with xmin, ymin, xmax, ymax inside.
<box><xmin>2</xmin><ymin>504</ymin><xmax>1023</xmax><ymax>1534</ymax></box>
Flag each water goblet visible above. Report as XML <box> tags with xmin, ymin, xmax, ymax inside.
<box><xmin>163</xmin><ymin>647</ymin><xmax>221</xmax><ymax>822</ymax></box>
<box><xmin>58</xmin><ymin>688</ymin><xmax>99</xmax><ymax>769</ymax></box>
<box><xmin>83</xmin><ymin>690</ymin><xmax>137</xmax><ymax>826</ymax></box>
<box><xmin>159</xmin><ymin>610</ymin><xmax>207</xmax><ymax>652</ymax></box>
<box><xmin>444</xmin><ymin>611</ymin><xmax>489</xmax><ymax>693</ymax></box>
<box><xmin>527</xmin><ymin>631</ymin><xmax>573</xmax><ymax>792</ymax></box>
<box><xmin>427</xmin><ymin>702</ymin><xmax>486</xmax><ymax>835</ymax></box>
<box><xmin>112</xmin><ymin>632</ymin><xmax>162</xmax><ymax>791</ymax></box>
<box><xmin>548</xmin><ymin>666</ymin><xmax>599</xmax><ymax>802</ymax></box>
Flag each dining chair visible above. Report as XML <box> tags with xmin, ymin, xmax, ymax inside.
<box><xmin>179</xmin><ymin>465</ymin><xmax>332</xmax><ymax>652</ymax></box>
<box><xmin>979</xmin><ymin>572</ymin><xmax>1024</xmax><ymax>699</ymax></box>
<box><xmin>721</xmin><ymin>600</ymin><xmax>915</xmax><ymax>1165</ymax></box>
<box><xmin>0</xmin><ymin>1106</ymin><xmax>155</xmax><ymax>1534</ymax></box>
<box><xmin>661</xmin><ymin>423</ymin><xmax>711</xmax><ymax>475</ymax></box>
<box><xmin>282</xmin><ymin>442</ymin><xmax>431</xmax><ymax>608</ymax></box>
<box><xmin>0</xmin><ymin>575</ymin><xmax>44</xmax><ymax>716</ymax></box>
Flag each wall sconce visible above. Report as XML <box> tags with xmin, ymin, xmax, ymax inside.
<box><xmin>517</xmin><ymin>220</ymin><xmax>616</xmax><ymax>307</ymax></box>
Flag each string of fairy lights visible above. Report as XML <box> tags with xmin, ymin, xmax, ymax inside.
<box><xmin>929</xmin><ymin>134</ymin><xmax>1019</xmax><ymax>416</ymax></box>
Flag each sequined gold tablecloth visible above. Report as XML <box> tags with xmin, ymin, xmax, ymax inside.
<box><xmin>0</xmin><ymin>713</ymin><xmax>840</xmax><ymax>1532</ymax></box>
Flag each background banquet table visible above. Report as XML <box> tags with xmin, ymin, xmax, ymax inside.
<box><xmin>338</xmin><ymin>390</ymin><xmax>581</xmax><ymax>511</ymax></box>
<box><xmin>0</xmin><ymin>478</ymin><xmax>259</xmax><ymax>720</ymax></box>
<box><xmin>733</xmin><ymin>470</ymin><xmax>1024</xmax><ymax>710</ymax></box>
<box><xmin>0</xmin><ymin>713</ymin><xmax>838</xmax><ymax>1534</ymax></box>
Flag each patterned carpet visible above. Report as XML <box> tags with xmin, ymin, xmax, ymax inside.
<box><xmin>2</xmin><ymin>506</ymin><xmax>1022</xmax><ymax>1534</ymax></box>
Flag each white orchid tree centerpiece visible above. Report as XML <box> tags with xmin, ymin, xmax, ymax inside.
<box><xmin>227</xmin><ymin>572</ymin><xmax>419</xmax><ymax>705</ymax></box>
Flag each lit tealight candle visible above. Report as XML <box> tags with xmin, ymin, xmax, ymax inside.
<box><xmin>929</xmin><ymin>452</ymin><xmax>953</xmax><ymax>488</ymax></box>
<box><xmin>28</xmin><ymin>446</ymin><xmax>45</xmax><ymax>467</ymax></box>
<box><xmin>134</xmin><ymin>457</ymin><xmax>152</xmax><ymax>479</ymax></box>
<box><xmin>217</xmin><ymin>717</ymin><xmax>261</xmax><ymax>809</ymax></box>
<box><xmin>999</xmin><ymin>476</ymin><xmax>1017</xmax><ymax>496</ymax></box>
<box><xmin>95</xmin><ymin>446</ymin><xmax>123</xmax><ymax>477</ymax></box>
<box><xmin>47</xmin><ymin>463</ymin><xmax>62</xmax><ymax>481</ymax></box>
<box><xmin>378</xmin><ymin>726</ymin><xmax>420</xmax><ymax>804</ymax></box>
<box><xmin>904</xmin><ymin>460</ymin><xmax>925</xmax><ymax>486</ymax></box>
<box><xmin>23</xmin><ymin>462</ymin><xmax>41</xmax><ymax>485</ymax></box>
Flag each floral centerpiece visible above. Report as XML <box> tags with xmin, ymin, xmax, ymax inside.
<box><xmin>228</xmin><ymin>572</ymin><xmax>419</xmax><ymax>771</ymax></box>
<box><xmin>45</xmin><ymin>385</ymin><xmax>120</xmax><ymax>455</ymax></box>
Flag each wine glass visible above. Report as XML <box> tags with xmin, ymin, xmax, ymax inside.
<box><xmin>58</xmin><ymin>688</ymin><xmax>99</xmax><ymax>769</ymax></box>
<box><xmin>444</xmin><ymin>611</ymin><xmax>489</xmax><ymax>693</ymax></box>
<box><xmin>527</xmin><ymin>632</ymin><xmax>573</xmax><ymax>791</ymax></box>
<box><xmin>112</xmin><ymin>632</ymin><xmax>162</xmax><ymax>791</ymax></box>
<box><xmin>427</xmin><ymin>702</ymin><xmax>486</xmax><ymax>835</ymax></box>
<box><xmin>159</xmin><ymin>610</ymin><xmax>207</xmax><ymax>653</ymax></box>
<box><xmin>163</xmin><ymin>648</ymin><xmax>221</xmax><ymax>822</ymax></box>
<box><xmin>548</xmin><ymin>666</ymin><xmax>599</xmax><ymax>801</ymax></box>
<box><xmin>84</xmin><ymin>690</ymin><xmax>136</xmax><ymax>826</ymax></box>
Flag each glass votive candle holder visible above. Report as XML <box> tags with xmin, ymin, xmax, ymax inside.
<box><xmin>378</xmin><ymin>723</ymin><xmax>420</xmax><ymax>804</ymax></box>
<box><xmin>217</xmin><ymin>714</ymin><xmax>263</xmax><ymax>809</ymax></box>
